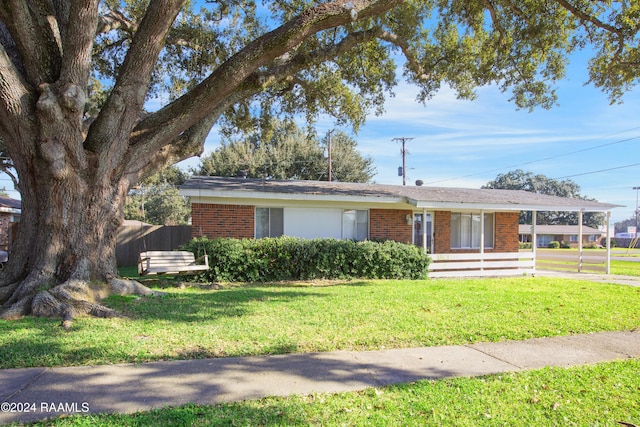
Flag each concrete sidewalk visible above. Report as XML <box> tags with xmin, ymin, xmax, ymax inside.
<box><xmin>1</xmin><ymin>330</ymin><xmax>639</xmax><ymax>424</ymax></box>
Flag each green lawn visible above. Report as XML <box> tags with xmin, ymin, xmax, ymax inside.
<box><xmin>3</xmin><ymin>276</ymin><xmax>640</xmax><ymax>426</ymax></box>
<box><xmin>1</xmin><ymin>277</ymin><xmax>639</xmax><ymax>369</ymax></box>
<box><xmin>611</xmin><ymin>259</ymin><xmax>640</xmax><ymax>276</ymax></box>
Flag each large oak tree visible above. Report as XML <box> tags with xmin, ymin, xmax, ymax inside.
<box><xmin>0</xmin><ymin>1</ymin><xmax>638</xmax><ymax>322</ymax></box>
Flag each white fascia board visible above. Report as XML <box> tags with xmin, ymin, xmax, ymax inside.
<box><xmin>411</xmin><ymin>199</ymin><xmax>615</xmax><ymax>212</ymax></box>
<box><xmin>181</xmin><ymin>188</ymin><xmax>405</xmax><ymax>205</ymax></box>
<box><xmin>0</xmin><ymin>207</ymin><xmax>21</xmax><ymax>214</ymax></box>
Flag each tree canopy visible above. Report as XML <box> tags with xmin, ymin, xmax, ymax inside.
<box><xmin>483</xmin><ymin>169</ymin><xmax>605</xmax><ymax>228</ymax></box>
<box><xmin>124</xmin><ymin>166</ymin><xmax>190</xmax><ymax>225</ymax></box>
<box><xmin>196</xmin><ymin>120</ymin><xmax>375</xmax><ymax>182</ymax></box>
<box><xmin>0</xmin><ymin>1</ymin><xmax>638</xmax><ymax>322</ymax></box>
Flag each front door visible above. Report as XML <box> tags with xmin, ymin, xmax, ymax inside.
<box><xmin>413</xmin><ymin>212</ymin><xmax>432</xmax><ymax>253</ymax></box>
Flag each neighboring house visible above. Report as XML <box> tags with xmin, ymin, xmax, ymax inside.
<box><xmin>180</xmin><ymin>177</ymin><xmax>619</xmax><ymax>277</ymax></box>
<box><xmin>0</xmin><ymin>196</ymin><xmax>21</xmax><ymax>252</ymax></box>
<box><xmin>519</xmin><ymin>224</ymin><xmax>604</xmax><ymax>248</ymax></box>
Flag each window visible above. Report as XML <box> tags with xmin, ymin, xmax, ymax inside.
<box><xmin>255</xmin><ymin>208</ymin><xmax>283</xmax><ymax>238</ymax></box>
<box><xmin>569</xmin><ymin>235</ymin><xmax>578</xmax><ymax>243</ymax></box>
<box><xmin>342</xmin><ymin>210</ymin><xmax>368</xmax><ymax>241</ymax></box>
<box><xmin>450</xmin><ymin>212</ymin><xmax>494</xmax><ymax>249</ymax></box>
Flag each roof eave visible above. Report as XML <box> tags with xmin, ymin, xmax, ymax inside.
<box><xmin>412</xmin><ymin>200</ymin><xmax>618</xmax><ymax>212</ymax></box>
<box><xmin>181</xmin><ymin>189</ymin><xmax>405</xmax><ymax>205</ymax></box>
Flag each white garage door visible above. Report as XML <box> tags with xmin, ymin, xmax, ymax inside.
<box><xmin>284</xmin><ymin>208</ymin><xmax>342</xmax><ymax>239</ymax></box>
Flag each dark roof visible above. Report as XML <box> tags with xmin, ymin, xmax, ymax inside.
<box><xmin>180</xmin><ymin>176</ymin><xmax>620</xmax><ymax>212</ymax></box>
<box><xmin>0</xmin><ymin>196</ymin><xmax>21</xmax><ymax>211</ymax></box>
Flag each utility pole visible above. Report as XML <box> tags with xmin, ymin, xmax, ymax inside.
<box><xmin>392</xmin><ymin>137</ymin><xmax>414</xmax><ymax>185</ymax></box>
<box><xmin>327</xmin><ymin>129</ymin><xmax>334</xmax><ymax>182</ymax></box>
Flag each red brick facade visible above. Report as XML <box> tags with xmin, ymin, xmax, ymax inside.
<box><xmin>191</xmin><ymin>203</ymin><xmax>254</xmax><ymax>239</ymax></box>
<box><xmin>433</xmin><ymin>211</ymin><xmax>450</xmax><ymax>254</ymax></box>
<box><xmin>0</xmin><ymin>214</ymin><xmax>11</xmax><ymax>251</ymax></box>
<box><xmin>190</xmin><ymin>203</ymin><xmax>520</xmax><ymax>253</ymax></box>
<box><xmin>493</xmin><ymin>212</ymin><xmax>520</xmax><ymax>252</ymax></box>
<box><xmin>433</xmin><ymin>211</ymin><xmax>519</xmax><ymax>253</ymax></box>
<box><xmin>369</xmin><ymin>209</ymin><xmax>413</xmax><ymax>244</ymax></box>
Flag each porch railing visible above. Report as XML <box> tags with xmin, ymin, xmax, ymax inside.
<box><xmin>535</xmin><ymin>248</ymin><xmax>607</xmax><ymax>274</ymax></box>
<box><xmin>428</xmin><ymin>252</ymin><xmax>536</xmax><ymax>278</ymax></box>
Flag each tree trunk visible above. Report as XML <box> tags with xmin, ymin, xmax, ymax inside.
<box><xmin>0</xmin><ymin>84</ymin><xmax>155</xmax><ymax>326</ymax></box>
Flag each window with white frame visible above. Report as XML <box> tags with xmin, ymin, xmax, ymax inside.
<box><xmin>255</xmin><ymin>207</ymin><xmax>283</xmax><ymax>238</ymax></box>
<box><xmin>450</xmin><ymin>212</ymin><xmax>494</xmax><ymax>249</ymax></box>
<box><xmin>342</xmin><ymin>209</ymin><xmax>368</xmax><ymax>241</ymax></box>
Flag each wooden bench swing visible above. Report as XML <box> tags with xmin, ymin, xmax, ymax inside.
<box><xmin>136</xmin><ymin>177</ymin><xmax>209</xmax><ymax>277</ymax></box>
<box><xmin>138</xmin><ymin>250</ymin><xmax>209</xmax><ymax>276</ymax></box>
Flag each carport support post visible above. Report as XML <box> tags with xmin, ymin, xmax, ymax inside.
<box><xmin>578</xmin><ymin>210</ymin><xmax>584</xmax><ymax>272</ymax></box>
<box><xmin>532</xmin><ymin>211</ymin><xmax>537</xmax><ymax>273</ymax></box>
<box><xmin>422</xmin><ymin>208</ymin><xmax>427</xmax><ymax>254</ymax></box>
<box><xmin>606</xmin><ymin>211</ymin><xmax>611</xmax><ymax>274</ymax></box>
<box><xmin>480</xmin><ymin>210</ymin><xmax>485</xmax><ymax>272</ymax></box>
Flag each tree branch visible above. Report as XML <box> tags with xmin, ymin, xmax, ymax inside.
<box><xmin>59</xmin><ymin>0</ymin><xmax>99</xmax><ymax>86</ymax></box>
<box><xmin>96</xmin><ymin>10</ymin><xmax>137</xmax><ymax>35</ymax></box>
<box><xmin>132</xmin><ymin>1</ymin><xmax>403</xmax><ymax>146</ymax></box>
<box><xmin>86</xmin><ymin>0</ymin><xmax>186</xmax><ymax>157</ymax></box>
<box><xmin>0</xmin><ymin>0</ymin><xmax>63</xmax><ymax>84</ymax></box>
<box><xmin>555</xmin><ymin>0</ymin><xmax>623</xmax><ymax>36</ymax></box>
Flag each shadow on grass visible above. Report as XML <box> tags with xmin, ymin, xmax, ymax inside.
<box><xmin>105</xmin><ymin>287</ymin><xmax>333</xmax><ymax>322</ymax></box>
<box><xmin>0</xmin><ymin>321</ymin><xmax>108</xmax><ymax>370</ymax></box>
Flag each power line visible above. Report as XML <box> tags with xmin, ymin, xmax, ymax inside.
<box><xmin>424</xmin><ymin>132</ymin><xmax>640</xmax><ymax>185</ymax></box>
<box><xmin>553</xmin><ymin>162</ymin><xmax>640</xmax><ymax>179</ymax></box>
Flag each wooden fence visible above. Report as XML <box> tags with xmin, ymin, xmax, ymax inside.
<box><xmin>116</xmin><ymin>225</ymin><xmax>192</xmax><ymax>266</ymax></box>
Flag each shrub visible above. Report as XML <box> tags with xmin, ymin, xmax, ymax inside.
<box><xmin>182</xmin><ymin>237</ymin><xmax>430</xmax><ymax>282</ymax></box>
<box><xmin>548</xmin><ymin>241</ymin><xmax>560</xmax><ymax>249</ymax></box>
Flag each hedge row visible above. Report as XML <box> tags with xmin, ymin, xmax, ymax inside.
<box><xmin>181</xmin><ymin>237</ymin><xmax>431</xmax><ymax>282</ymax></box>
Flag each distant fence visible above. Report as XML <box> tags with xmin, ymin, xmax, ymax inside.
<box><xmin>613</xmin><ymin>237</ymin><xmax>640</xmax><ymax>249</ymax></box>
<box><xmin>116</xmin><ymin>225</ymin><xmax>192</xmax><ymax>266</ymax></box>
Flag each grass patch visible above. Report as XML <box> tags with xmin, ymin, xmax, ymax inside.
<box><xmin>610</xmin><ymin>260</ymin><xmax>640</xmax><ymax>276</ymax></box>
<box><xmin>1</xmin><ymin>277</ymin><xmax>639</xmax><ymax>369</ymax></box>
<box><xmin>16</xmin><ymin>360</ymin><xmax>640</xmax><ymax>426</ymax></box>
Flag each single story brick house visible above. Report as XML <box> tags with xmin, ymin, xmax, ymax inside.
<box><xmin>180</xmin><ymin>177</ymin><xmax>619</xmax><ymax>277</ymax></box>
<box><xmin>519</xmin><ymin>224</ymin><xmax>604</xmax><ymax>248</ymax></box>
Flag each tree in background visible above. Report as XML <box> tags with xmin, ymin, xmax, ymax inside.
<box><xmin>124</xmin><ymin>166</ymin><xmax>190</xmax><ymax>225</ymax></box>
<box><xmin>483</xmin><ymin>169</ymin><xmax>606</xmax><ymax>228</ymax></box>
<box><xmin>197</xmin><ymin>120</ymin><xmax>375</xmax><ymax>182</ymax></box>
<box><xmin>321</xmin><ymin>130</ymin><xmax>376</xmax><ymax>183</ymax></box>
<box><xmin>1</xmin><ymin>1</ymin><xmax>638</xmax><ymax>321</ymax></box>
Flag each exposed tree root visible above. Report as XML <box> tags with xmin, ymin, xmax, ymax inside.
<box><xmin>0</xmin><ymin>277</ymin><xmax>160</xmax><ymax>329</ymax></box>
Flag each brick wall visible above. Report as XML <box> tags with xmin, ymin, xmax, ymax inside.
<box><xmin>433</xmin><ymin>211</ymin><xmax>519</xmax><ymax>254</ymax></box>
<box><xmin>494</xmin><ymin>212</ymin><xmax>520</xmax><ymax>252</ymax></box>
<box><xmin>433</xmin><ymin>211</ymin><xmax>451</xmax><ymax>254</ymax></box>
<box><xmin>369</xmin><ymin>209</ymin><xmax>412</xmax><ymax>244</ymax></box>
<box><xmin>191</xmin><ymin>203</ymin><xmax>254</xmax><ymax>239</ymax></box>
<box><xmin>189</xmin><ymin>203</ymin><xmax>520</xmax><ymax>253</ymax></box>
<box><xmin>0</xmin><ymin>214</ymin><xmax>10</xmax><ymax>251</ymax></box>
